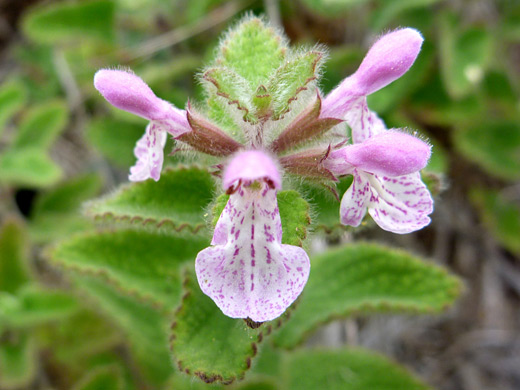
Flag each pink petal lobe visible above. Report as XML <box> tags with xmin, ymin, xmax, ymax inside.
<box><xmin>128</xmin><ymin>123</ymin><xmax>167</xmax><ymax>182</ymax></box>
<box><xmin>366</xmin><ymin>172</ymin><xmax>433</xmax><ymax>233</ymax></box>
<box><xmin>223</xmin><ymin>150</ymin><xmax>281</xmax><ymax>191</ymax></box>
<box><xmin>353</xmin><ymin>28</ymin><xmax>423</xmax><ymax>96</ymax></box>
<box><xmin>338</xmin><ymin>131</ymin><xmax>431</xmax><ymax>177</ymax></box>
<box><xmin>196</xmin><ymin>183</ymin><xmax>310</xmax><ymax>322</ymax></box>
<box><xmin>94</xmin><ymin>69</ymin><xmax>190</xmax><ymax>138</ymax></box>
<box><xmin>339</xmin><ymin>170</ymin><xmax>370</xmax><ymax>226</ymax></box>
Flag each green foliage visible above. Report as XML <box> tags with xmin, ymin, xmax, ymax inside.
<box><xmin>439</xmin><ymin>13</ymin><xmax>492</xmax><ymax>98</ymax></box>
<box><xmin>212</xmin><ymin>190</ymin><xmax>310</xmax><ymax>247</ymax></box>
<box><xmin>170</xmin><ymin>271</ymin><xmax>265</xmax><ymax>385</ymax></box>
<box><xmin>217</xmin><ymin>17</ymin><xmax>286</xmax><ymax>89</ymax></box>
<box><xmin>74</xmin><ymin>276</ymin><xmax>173</xmax><ymax>384</ymax></box>
<box><xmin>274</xmin><ymin>243</ymin><xmax>462</xmax><ymax>348</ymax></box>
<box><xmin>454</xmin><ymin>120</ymin><xmax>520</xmax><ymax>181</ymax></box>
<box><xmin>12</xmin><ymin>100</ymin><xmax>68</xmax><ymax>150</ymax></box>
<box><xmin>0</xmin><ymin>219</ymin><xmax>30</xmax><ymax>294</ymax></box>
<box><xmin>299</xmin><ymin>0</ymin><xmax>370</xmax><ymax>16</ymax></box>
<box><xmin>0</xmin><ymin>332</ymin><xmax>37</xmax><ymax>390</ymax></box>
<box><xmin>85</xmin><ymin>166</ymin><xmax>216</xmax><ymax>232</ymax></box>
<box><xmin>50</xmin><ymin>229</ymin><xmax>208</xmax><ymax>308</ymax></box>
<box><xmin>0</xmin><ymin>148</ymin><xmax>62</xmax><ymax>187</ymax></box>
<box><xmin>284</xmin><ymin>348</ymin><xmax>430</xmax><ymax>390</ymax></box>
<box><xmin>73</xmin><ymin>366</ymin><xmax>124</xmax><ymax>390</ymax></box>
<box><xmin>30</xmin><ymin>174</ymin><xmax>103</xmax><ymax>243</ymax></box>
<box><xmin>471</xmin><ymin>189</ymin><xmax>520</xmax><ymax>255</ymax></box>
<box><xmin>86</xmin><ymin>118</ymin><xmax>145</xmax><ymax>168</ymax></box>
<box><xmin>22</xmin><ymin>0</ymin><xmax>116</xmax><ymax>44</ymax></box>
<box><xmin>0</xmin><ymin>80</ymin><xmax>26</xmax><ymax>135</ymax></box>
<box><xmin>371</xmin><ymin>0</ymin><xmax>440</xmax><ymax>30</ymax></box>
<box><xmin>0</xmin><ymin>286</ymin><xmax>78</xmax><ymax>328</ymax></box>
<box><xmin>267</xmin><ymin>51</ymin><xmax>323</xmax><ymax>119</ymax></box>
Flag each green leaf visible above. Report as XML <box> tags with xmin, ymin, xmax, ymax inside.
<box><xmin>0</xmin><ymin>219</ymin><xmax>30</xmax><ymax>294</ymax></box>
<box><xmin>86</xmin><ymin>118</ymin><xmax>144</xmax><ymax>168</ymax></box>
<box><xmin>0</xmin><ymin>332</ymin><xmax>37</xmax><ymax>390</ymax></box>
<box><xmin>85</xmin><ymin>166</ymin><xmax>216</xmax><ymax>232</ymax></box>
<box><xmin>74</xmin><ymin>276</ymin><xmax>173</xmax><ymax>385</ymax></box>
<box><xmin>0</xmin><ymin>286</ymin><xmax>78</xmax><ymax>328</ymax></box>
<box><xmin>439</xmin><ymin>13</ymin><xmax>492</xmax><ymax>98</ymax></box>
<box><xmin>299</xmin><ymin>0</ymin><xmax>370</xmax><ymax>16</ymax></box>
<box><xmin>371</xmin><ymin>0</ymin><xmax>440</xmax><ymax>31</ymax></box>
<box><xmin>217</xmin><ymin>17</ymin><xmax>286</xmax><ymax>88</ymax></box>
<box><xmin>22</xmin><ymin>0</ymin><xmax>115</xmax><ymax>44</ymax></box>
<box><xmin>471</xmin><ymin>189</ymin><xmax>520</xmax><ymax>255</ymax></box>
<box><xmin>0</xmin><ymin>80</ymin><xmax>26</xmax><ymax>135</ymax></box>
<box><xmin>454</xmin><ymin>120</ymin><xmax>520</xmax><ymax>181</ymax></box>
<box><xmin>170</xmin><ymin>270</ymin><xmax>268</xmax><ymax>385</ymax></box>
<box><xmin>50</xmin><ymin>229</ymin><xmax>208</xmax><ymax>308</ymax></box>
<box><xmin>12</xmin><ymin>100</ymin><xmax>67</xmax><ymax>150</ymax></box>
<box><xmin>73</xmin><ymin>366</ymin><xmax>123</xmax><ymax>390</ymax></box>
<box><xmin>268</xmin><ymin>51</ymin><xmax>323</xmax><ymax>119</ymax></box>
<box><xmin>212</xmin><ymin>190</ymin><xmax>310</xmax><ymax>247</ymax></box>
<box><xmin>284</xmin><ymin>348</ymin><xmax>430</xmax><ymax>390</ymax></box>
<box><xmin>0</xmin><ymin>148</ymin><xmax>62</xmax><ymax>188</ymax></box>
<box><xmin>274</xmin><ymin>243</ymin><xmax>462</xmax><ymax>348</ymax></box>
<box><xmin>202</xmin><ymin>67</ymin><xmax>256</xmax><ymax>123</ymax></box>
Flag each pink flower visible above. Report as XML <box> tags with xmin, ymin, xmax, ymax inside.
<box><xmin>93</xmin><ymin>27</ymin><xmax>433</xmax><ymax>321</ymax></box>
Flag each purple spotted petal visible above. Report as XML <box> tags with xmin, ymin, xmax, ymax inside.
<box><xmin>223</xmin><ymin>150</ymin><xmax>282</xmax><ymax>191</ymax></box>
<box><xmin>128</xmin><ymin>123</ymin><xmax>167</xmax><ymax>182</ymax></box>
<box><xmin>339</xmin><ymin>170</ymin><xmax>371</xmax><ymax>226</ymax></box>
<box><xmin>94</xmin><ymin>69</ymin><xmax>190</xmax><ymax>138</ymax></box>
<box><xmin>353</xmin><ymin>28</ymin><xmax>423</xmax><ymax>96</ymax></box>
<box><xmin>326</xmin><ymin>131</ymin><xmax>431</xmax><ymax>177</ymax></box>
<box><xmin>367</xmin><ymin>172</ymin><xmax>433</xmax><ymax>233</ymax></box>
<box><xmin>196</xmin><ymin>183</ymin><xmax>310</xmax><ymax>322</ymax></box>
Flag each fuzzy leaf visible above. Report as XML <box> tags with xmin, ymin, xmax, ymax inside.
<box><xmin>212</xmin><ymin>190</ymin><xmax>310</xmax><ymax>247</ymax></box>
<box><xmin>274</xmin><ymin>243</ymin><xmax>462</xmax><ymax>348</ymax></box>
<box><xmin>268</xmin><ymin>51</ymin><xmax>323</xmax><ymax>119</ymax></box>
<box><xmin>0</xmin><ymin>332</ymin><xmax>37</xmax><ymax>390</ymax></box>
<box><xmin>284</xmin><ymin>348</ymin><xmax>430</xmax><ymax>390</ymax></box>
<box><xmin>0</xmin><ymin>148</ymin><xmax>62</xmax><ymax>188</ymax></box>
<box><xmin>0</xmin><ymin>80</ymin><xmax>26</xmax><ymax>134</ymax></box>
<box><xmin>202</xmin><ymin>67</ymin><xmax>256</xmax><ymax>123</ymax></box>
<box><xmin>0</xmin><ymin>219</ymin><xmax>30</xmax><ymax>294</ymax></box>
<box><xmin>73</xmin><ymin>276</ymin><xmax>173</xmax><ymax>385</ymax></box>
<box><xmin>217</xmin><ymin>17</ymin><xmax>286</xmax><ymax>88</ymax></box>
<box><xmin>454</xmin><ymin>120</ymin><xmax>520</xmax><ymax>181</ymax></box>
<box><xmin>85</xmin><ymin>166</ymin><xmax>216</xmax><ymax>232</ymax></box>
<box><xmin>50</xmin><ymin>229</ymin><xmax>208</xmax><ymax>308</ymax></box>
<box><xmin>86</xmin><ymin>118</ymin><xmax>144</xmax><ymax>168</ymax></box>
<box><xmin>22</xmin><ymin>0</ymin><xmax>115</xmax><ymax>44</ymax></box>
<box><xmin>12</xmin><ymin>101</ymin><xmax>67</xmax><ymax>150</ymax></box>
<box><xmin>471</xmin><ymin>189</ymin><xmax>520</xmax><ymax>255</ymax></box>
<box><xmin>170</xmin><ymin>270</ymin><xmax>269</xmax><ymax>385</ymax></box>
<box><xmin>0</xmin><ymin>286</ymin><xmax>78</xmax><ymax>328</ymax></box>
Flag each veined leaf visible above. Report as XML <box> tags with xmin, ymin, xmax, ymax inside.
<box><xmin>274</xmin><ymin>243</ymin><xmax>462</xmax><ymax>348</ymax></box>
<box><xmin>85</xmin><ymin>166</ymin><xmax>216</xmax><ymax>232</ymax></box>
<box><xmin>284</xmin><ymin>348</ymin><xmax>430</xmax><ymax>390</ymax></box>
<box><xmin>50</xmin><ymin>229</ymin><xmax>208</xmax><ymax>308</ymax></box>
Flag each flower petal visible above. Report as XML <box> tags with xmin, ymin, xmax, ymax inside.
<box><xmin>223</xmin><ymin>150</ymin><xmax>281</xmax><ymax>191</ymax></box>
<box><xmin>366</xmin><ymin>172</ymin><xmax>433</xmax><ymax>234</ymax></box>
<box><xmin>196</xmin><ymin>183</ymin><xmax>310</xmax><ymax>322</ymax></box>
<box><xmin>339</xmin><ymin>170</ymin><xmax>370</xmax><ymax>227</ymax></box>
<box><xmin>328</xmin><ymin>131</ymin><xmax>431</xmax><ymax>177</ymax></box>
<box><xmin>353</xmin><ymin>28</ymin><xmax>423</xmax><ymax>96</ymax></box>
<box><xmin>94</xmin><ymin>69</ymin><xmax>190</xmax><ymax>138</ymax></box>
<box><xmin>128</xmin><ymin>123</ymin><xmax>167</xmax><ymax>182</ymax></box>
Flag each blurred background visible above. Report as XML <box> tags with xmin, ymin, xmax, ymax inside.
<box><xmin>0</xmin><ymin>0</ymin><xmax>519</xmax><ymax>389</ymax></box>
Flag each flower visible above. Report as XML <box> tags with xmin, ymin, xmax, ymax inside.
<box><xmin>93</xmin><ymin>25</ymin><xmax>433</xmax><ymax>321</ymax></box>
